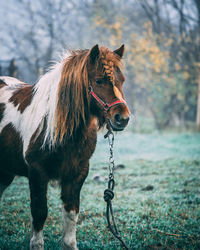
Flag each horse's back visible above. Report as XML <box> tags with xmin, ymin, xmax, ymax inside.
<box><xmin>0</xmin><ymin>76</ymin><xmax>28</xmax><ymax>103</ymax></box>
<box><xmin>0</xmin><ymin>76</ymin><xmax>25</xmax><ymax>85</ymax></box>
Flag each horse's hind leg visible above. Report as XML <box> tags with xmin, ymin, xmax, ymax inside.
<box><xmin>28</xmin><ymin>165</ymin><xmax>48</xmax><ymax>250</ymax></box>
<box><xmin>0</xmin><ymin>171</ymin><xmax>14</xmax><ymax>201</ymax></box>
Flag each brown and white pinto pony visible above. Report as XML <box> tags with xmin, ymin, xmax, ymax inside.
<box><xmin>0</xmin><ymin>45</ymin><xmax>130</xmax><ymax>250</ymax></box>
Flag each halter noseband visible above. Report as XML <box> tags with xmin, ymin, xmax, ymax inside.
<box><xmin>88</xmin><ymin>85</ymin><xmax>126</xmax><ymax>113</ymax></box>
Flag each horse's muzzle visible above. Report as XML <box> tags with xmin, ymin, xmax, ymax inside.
<box><xmin>109</xmin><ymin>114</ymin><xmax>130</xmax><ymax>131</ymax></box>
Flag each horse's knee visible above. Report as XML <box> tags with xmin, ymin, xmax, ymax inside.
<box><xmin>30</xmin><ymin>190</ymin><xmax>48</xmax><ymax>231</ymax></box>
<box><xmin>31</xmin><ymin>205</ymin><xmax>48</xmax><ymax>231</ymax></box>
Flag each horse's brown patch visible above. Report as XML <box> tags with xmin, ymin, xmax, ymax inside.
<box><xmin>0</xmin><ymin>79</ymin><xmax>7</xmax><ymax>88</ymax></box>
<box><xmin>9</xmin><ymin>85</ymin><xmax>34</xmax><ymax>113</ymax></box>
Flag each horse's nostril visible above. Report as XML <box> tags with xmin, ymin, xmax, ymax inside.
<box><xmin>114</xmin><ymin>114</ymin><xmax>121</xmax><ymax>123</ymax></box>
<box><xmin>114</xmin><ymin>114</ymin><xmax>129</xmax><ymax>126</ymax></box>
<box><xmin>111</xmin><ymin>114</ymin><xmax>129</xmax><ymax>131</ymax></box>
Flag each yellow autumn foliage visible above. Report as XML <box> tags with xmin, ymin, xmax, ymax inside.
<box><xmin>94</xmin><ymin>17</ymin><xmax>123</xmax><ymax>47</ymax></box>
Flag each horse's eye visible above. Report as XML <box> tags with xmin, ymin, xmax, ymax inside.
<box><xmin>96</xmin><ymin>79</ymin><xmax>104</xmax><ymax>85</ymax></box>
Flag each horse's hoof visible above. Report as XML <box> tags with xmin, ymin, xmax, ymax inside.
<box><xmin>63</xmin><ymin>241</ymin><xmax>78</xmax><ymax>250</ymax></box>
<box><xmin>30</xmin><ymin>239</ymin><xmax>44</xmax><ymax>250</ymax></box>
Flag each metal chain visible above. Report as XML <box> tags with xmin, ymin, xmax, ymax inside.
<box><xmin>108</xmin><ymin>131</ymin><xmax>115</xmax><ymax>180</ymax></box>
<box><xmin>104</xmin><ymin>129</ymin><xmax>130</xmax><ymax>250</ymax></box>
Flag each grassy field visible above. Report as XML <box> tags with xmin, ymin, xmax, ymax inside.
<box><xmin>0</xmin><ymin>132</ymin><xmax>200</xmax><ymax>249</ymax></box>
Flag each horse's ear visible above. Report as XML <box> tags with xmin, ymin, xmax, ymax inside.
<box><xmin>90</xmin><ymin>44</ymin><xmax>99</xmax><ymax>64</ymax></box>
<box><xmin>114</xmin><ymin>44</ymin><xmax>125</xmax><ymax>58</ymax></box>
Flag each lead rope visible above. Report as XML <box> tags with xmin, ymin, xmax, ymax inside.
<box><xmin>104</xmin><ymin>127</ymin><xmax>130</xmax><ymax>250</ymax></box>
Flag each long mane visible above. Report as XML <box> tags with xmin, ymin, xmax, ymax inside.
<box><xmin>54</xmin><ymin>50</ymin><xmax>90</xmax><ymax>143</ymax></box>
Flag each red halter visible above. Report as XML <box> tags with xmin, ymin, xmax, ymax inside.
<box><xmin>88</xmin><ymin>86</ymin><xmax>126</xmax><ymax>113</ymax></box>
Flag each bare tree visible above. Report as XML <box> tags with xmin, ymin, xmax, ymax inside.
<box><xmin>0</xmin><ymin>0</ymin><xmax>93</xmax><ymax>82</ymax></box>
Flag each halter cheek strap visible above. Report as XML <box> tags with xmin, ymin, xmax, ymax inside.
<box><xmin>88</xmin><ymin>86</ymin><xmax>126</xmax><ymax>112</ymax></box>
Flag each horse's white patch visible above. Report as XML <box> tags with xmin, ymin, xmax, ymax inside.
<box><xmin>0</xmin><ymin>101</ymin><xmax>21</xmax><ymax>134</ymax></box>
<box><xmin>63</xmin><ymin>208</ymin><xmax>78</xmax><ymax>250</ymax></box>
<box><xmin>30</xmin><ymin>62</ymin><xmax>64</xmax><ymax>149</ymax></box>
<box><xmin>30</xmin><ymin>228</ymin><xmax>44</xmax><ymax>250</ymax></box>
<box><xmin>113</xmin><ymin>85</ymin><xmax>123</xmax><ymax>100</ymax></box>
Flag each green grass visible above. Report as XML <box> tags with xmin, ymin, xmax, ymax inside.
<box><xmin>0</xmin><ymin>132</ymin><xmax>200</xmax><ymax>249</ymax></box>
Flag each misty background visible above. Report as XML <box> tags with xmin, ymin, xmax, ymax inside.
<box><xmin>0</xmin><ymin>0</ymin><xmax>199</xmax><ymax>131</ymax></box>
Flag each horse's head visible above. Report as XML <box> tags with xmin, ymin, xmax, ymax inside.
<box><xmin>55</xmin><ymin>45</ymin><xmax>130</xmax><ymax>144</ymax></box>
<box><xmin>88</xmin><ymin>45</ymin><xmax>130</xmax><ymax>131</ymax></box>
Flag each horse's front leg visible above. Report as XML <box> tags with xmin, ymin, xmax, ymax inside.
<box><xmin>61</xmin><ymin>162</ymin><xmax>89</xmax><ymax>250</ymax></box>
<box><xmin>28</xmin><ymin>165</ymin><xmax>48</xmax><ymax>250</ymax></box>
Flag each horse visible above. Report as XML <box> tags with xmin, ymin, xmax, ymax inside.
<box><xmin>0</xmin><ymin>44</ymin><xmax>130</xmax><ymax>250</ymax></box>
